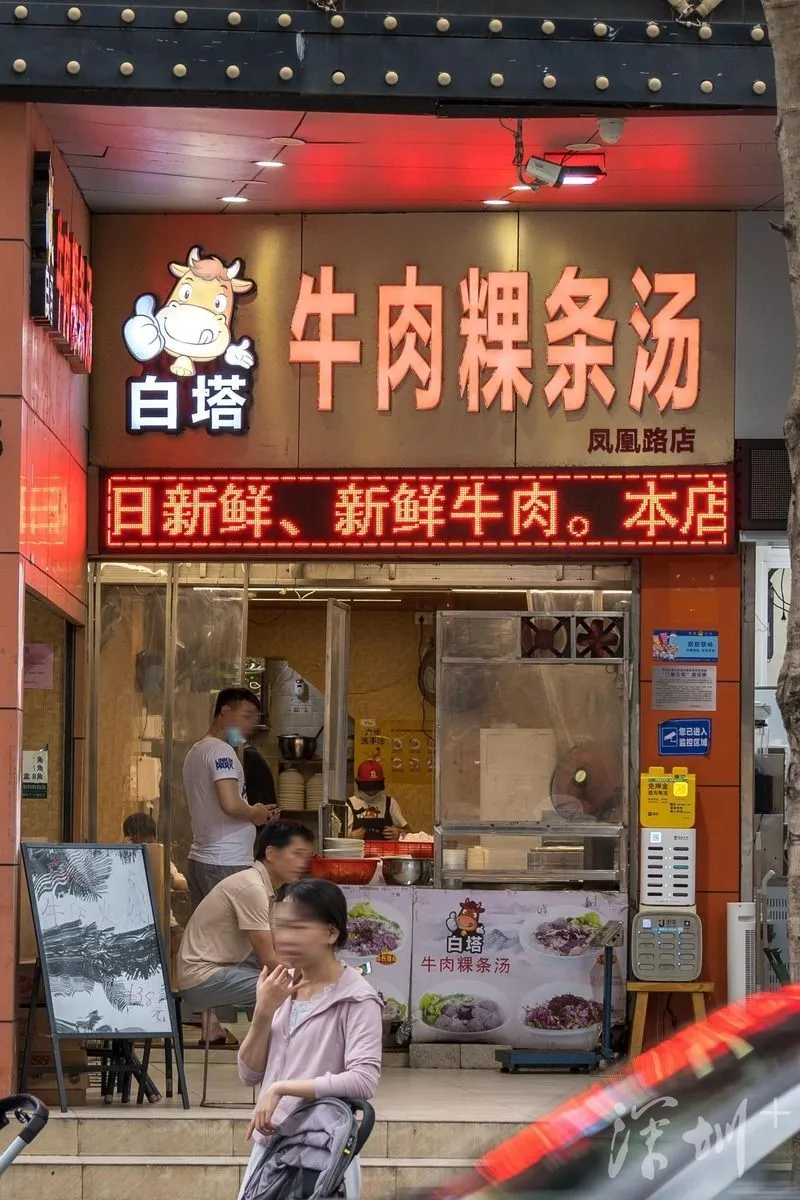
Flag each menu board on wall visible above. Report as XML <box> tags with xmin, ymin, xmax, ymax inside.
<box><xmin>340</xmin><ymin>886</ymin><xmax>413</xmax><ymax>1026</ymax></box>
<box><xmin>357</xmin><ymin>719</ymin><xmax>434</xmax><ymax>785</ymax></box>
<box><xmin>410</xmin><ymin>889</ymin><xmax>627</xmax><ymax>1048</ymax></box>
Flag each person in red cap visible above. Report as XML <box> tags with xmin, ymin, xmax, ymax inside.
<box><xmin>346</xmin><ymin>759</ymin><xmax>408</xmax><ymax>841</ymax></box>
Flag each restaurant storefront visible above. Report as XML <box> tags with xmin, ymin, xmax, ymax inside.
<box><xmin>83</xmin><ymin>207</ymin><xmax>740</xmax><ymax>1037</ymax></box>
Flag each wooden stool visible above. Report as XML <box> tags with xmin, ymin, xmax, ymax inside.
<box><xmin>627</xmin><ymin>981</ymin><xmax>714</xmax><ymax>1058</ymax></box>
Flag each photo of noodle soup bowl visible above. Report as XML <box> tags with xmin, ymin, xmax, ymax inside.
<box><xmin>418</xmin><ymin>980</ymin><xmax>509</xmax><ymax>1041</ymax></box>
<box><xmin>520</xmin><ymin>907</ymin><xmax>604</xmax><ymax>966</ymax></box>
<box><xmin>519</xmin><ymin>983</ymin><xmax>603</xmax><ymax>1051</ymax></box>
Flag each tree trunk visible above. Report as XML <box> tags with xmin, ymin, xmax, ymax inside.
<box><xmin>761</xmin><ymin>0</ymin><xmax>800</xmax><ymax>1181</ymax></box>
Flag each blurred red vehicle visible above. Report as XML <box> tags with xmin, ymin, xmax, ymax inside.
<box><xmin>410</xmin><ymin>987</ymin><xmax>800</xmax><ymax>1200</ymax></box>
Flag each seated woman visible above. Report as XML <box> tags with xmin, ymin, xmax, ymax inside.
<box><xmin>237</xmin><ymin>879</ymin><xmax>383</xmax><ymax>1200</ymax></box>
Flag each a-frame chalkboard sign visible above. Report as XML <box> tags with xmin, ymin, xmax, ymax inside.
<box><xmin>20</xmin><ymin>842</ymin><xmax>188</xmax><ymax>1111</ymax></box>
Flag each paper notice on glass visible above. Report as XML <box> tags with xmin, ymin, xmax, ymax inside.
<box><xmin>24</xmin><ymin>643</ymin><xmax>54</xmax><ymax>689</ymax></box>
<box><xmin>652</xmin><ymin>665</ymin><xmax>717</xmax><ymax>712</ymax></box>
<box><xmin>22</xmin><ymin>750</ymin><xmax>48</xmax><ymax>799</ymax></box>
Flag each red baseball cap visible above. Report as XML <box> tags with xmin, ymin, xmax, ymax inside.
<box><xmin>356</xmin><ymin>759</ymin><xmax>385</xmax><ymax>785</ymax></box>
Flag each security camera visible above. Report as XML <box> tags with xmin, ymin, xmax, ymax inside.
<box><xmin>525</xmin><ymin>155</ymin><xmax>605</xmax><ymax>188</ymax></box>
<box><xmin>598</xmin><ymin>118</ymin><xmax>624</xmax><ymax>145</ymax></box>
<box><xmin>525</xmin><ymin>156</ymin><xmax>562</xmax><ymax>188</ymax></box>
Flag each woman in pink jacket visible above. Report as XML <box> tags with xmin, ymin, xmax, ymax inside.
<box><xmin>237</xmin><ymin>878</ymin><xmax>383</xmax><ymax>1199</ymax></box>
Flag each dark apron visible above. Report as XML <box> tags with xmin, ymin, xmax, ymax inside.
<box><xmin>348</xmin><ymin>796</ymin><xmax>391</xmax><ymax>840</ymax></box>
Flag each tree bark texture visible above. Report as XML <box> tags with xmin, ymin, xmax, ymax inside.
<box><xmin>762</xmin><ymin>0</ymin><xmax>800</xmax><ymax>1179</ymax></box>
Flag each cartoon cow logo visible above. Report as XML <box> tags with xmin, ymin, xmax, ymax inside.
<box><xmin>122</xmin><ymin>246</ymin><xmax>256</xmax><ymax>378</ymax></box>
<box><xmin>446</xmin><ymin>898</ymin><xmax>486</xmax><ymax>954</ymax></box>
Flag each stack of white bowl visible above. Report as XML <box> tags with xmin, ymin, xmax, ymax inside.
<box><xmin>305</xmin><ymin>774</ymin><xmax>325</xmax><ymax>811</ymax></box>
<box><xmin>443</xmin><ymin>848</ymin><xmax>467</xmax><ymax>873</ymax></box>
<box><xmin>323</xmin><ymin>838</ymin><xmax>364</xmax><ymax>859</ymax></box>
<box><xmin>278</xmin><ymin>768</ymin><xmax>305</xmax><ymax>811</ymax></box>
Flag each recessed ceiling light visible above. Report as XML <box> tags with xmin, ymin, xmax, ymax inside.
<box><xmin>269</xmin><ymin>135</ymin><xmax>306</xmax><ymax>147</ymax></box>
<box><xmin>511</xmin><ymin>183</ymin><xmax>533</xmax><ymax>192</ymax></box>
<box><xmin>220</xmin><ymin>195</ymin><xmax>248</xmax><ymax>203</ymax></box>
<box><xmin>254</xmin><ymin>160</ymin><xmax>285</xmax><ymax>168</ymax></box>
<box><xmin>484</xmin><ymin>198</ymin><xmax>510</xmax><ymax>206</ymax></box>
<box><xmin>565</xmin><ymin>142</ymin><xmax>599</xmax><ymax>152</ymax></box>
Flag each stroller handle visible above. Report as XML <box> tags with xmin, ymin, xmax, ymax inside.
<box><xmin>347</xmin><ymin>1100</ymin><xmax>375</xmax><ymax>1155</ymax></box>
<box><xmin>0</xmin><ymin>1094</ymin><xmax>49</xmax><ymax>1145</ymax></box>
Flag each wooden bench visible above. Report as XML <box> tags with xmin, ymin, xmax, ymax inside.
<box><xmin>627</xmin><ymin>980</ymin><xmax>714</xmax><ymax>1057</ymax></box>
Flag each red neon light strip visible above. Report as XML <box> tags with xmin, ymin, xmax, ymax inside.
<box><xmin>99</xmin><ymin>468</ymin><xmax>733</xmax><ymax>558</ymax></box>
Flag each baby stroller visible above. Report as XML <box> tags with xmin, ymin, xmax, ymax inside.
<box><xmin>240</xmin><ymin>1098</ymin><xmax>375</xmax><ymax>1200</ymax></box>
<box><xmin>0</xmin><ymin>1094</ymin><xmax>49</xmax><ymax>1176</ymax></box>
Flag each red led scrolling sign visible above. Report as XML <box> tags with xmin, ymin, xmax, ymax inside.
<box><xmin>100</xmin><ymin>468</ymin><xmax>733</xmax><ymax>558</ymax></box>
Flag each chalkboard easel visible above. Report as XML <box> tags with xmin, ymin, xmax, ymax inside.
<box><xmin>20</xmin><ymin>842</ymin><xmax>189</xmax><ymax>1112</ymax></box>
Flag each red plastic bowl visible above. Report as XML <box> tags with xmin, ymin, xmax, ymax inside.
<box><xmin>309</xmin><ymin>855</ymin><xmax>377</xmax><ymax>886</ymax></box>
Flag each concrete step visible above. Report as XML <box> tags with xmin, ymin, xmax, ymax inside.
<box><xmin>14</xmin><ymin>1112</ymin><xmax>526</xmax><ymax>1162</ymax></box>
<box><xmin>0</xmin><ymin>1154</ymin><xmax>474</xmax><ymax>1200</ymax></box>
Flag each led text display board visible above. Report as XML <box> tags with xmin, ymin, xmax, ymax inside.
<box><xmin>101</xmin><ymin>468</ymin><xmax>733</xmax><ymax>558</ymax></box>
<box><xmin>30</xmin><ymin>152</ymin><xmax>93</xmax><ymax>374</ymax></box>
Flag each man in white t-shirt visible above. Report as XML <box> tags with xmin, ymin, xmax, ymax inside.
<box><xmin>183</xmin><ymin>686</ymin><xmax>278</xmax><ymax>1042</ymax></box>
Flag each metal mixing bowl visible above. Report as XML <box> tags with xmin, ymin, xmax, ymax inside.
<box><xmin>381</xmin><ymin>856</ymin><xmax>432</xmax><ymax>887</ymax></box>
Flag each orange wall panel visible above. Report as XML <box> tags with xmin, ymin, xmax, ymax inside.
<box><xmin>694</xmin><ymin>786</ymin><xmax>741</xmax><ymax>893</ymax></box>
<box><xmin>0</xmin><ymin>103</ymin><xmax>91</xmax><ymax>1091</ymax></box>
<box><xmin>640</xmin><ymin>555</ymin><xmax>741</xmax><ymax>684</ymax></box>
<box><xmin>695</xmin><ymin>891</ymin><xmax>738</xmax><ymax>1006</ymax></box>
<box><xmin>639</xmin><ymin>681</ymin><xmax>740</xmax><ymax>787</ymax></box>
<box><xmin>639</xmin><ymin>555</ymin><xmax>741</xmax><ymax>1024</ymax></box>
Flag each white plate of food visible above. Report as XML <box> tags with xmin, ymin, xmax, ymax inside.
<box><xmin>344</xmin><ymin>898</ymin><xmax>407</xmax><ymax>959</ymax></box>
<box><xmin>416</xmin><ymin>979</ymin><xmax>509</xmax><ymax>1040</ymax></box>
<box><xmin>519</xmin><ymin>906</ymin><xmax>605</xmax><ymax>964</ymax></box>
<box><xmin>518</xmin><ymin>983</ymin><xmax>603</xmax><ymax>1050</ymax></box>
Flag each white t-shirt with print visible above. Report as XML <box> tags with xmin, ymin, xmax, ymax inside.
<box><xmin>183</xmin><ymin>736</ymin><xmax>255</xmax><ymax>866</ymax></box>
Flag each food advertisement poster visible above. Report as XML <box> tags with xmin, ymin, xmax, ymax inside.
<box><xmin>340</xmin><ymin>886</ymin><xmax>413</xmax><ymax>1026</ymax></box>
<box><xmin>410</xmin><ymin>890</ymin><xmax>628</xmax><ymax>1048</ymax></box>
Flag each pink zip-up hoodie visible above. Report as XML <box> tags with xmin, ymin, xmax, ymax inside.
<box><xmin>238</xmin><ymin>965</ymin><xmax>384</xmax><ymax>1143</ymax></box>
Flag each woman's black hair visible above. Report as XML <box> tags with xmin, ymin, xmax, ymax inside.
<box><xmin>275</xmin><ymin>878</ymin><xmax>348</xmax><ymax>950</ymax></box>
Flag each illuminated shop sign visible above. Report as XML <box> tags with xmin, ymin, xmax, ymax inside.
<box><xmin>29</xmin><ymin>151</ymin><xmax>93</xmax><ymax>375</ymax></box>
<box><xmin>123</xmin><ymin>246</ymin><xmax>256</xmax><ymax>435</ymax></box>
<box><xmin>101</xmin><ymin>468</ymin><xmax>732</xmax><ymax>557</ymax></box>
<box><xmin>122</xmin><ymin>254</ymin><xmax>700</xmax><ymax>436</ymax></box>
<box><xmin>289</xmin><ymin>263</ymin><xmax>700</xmax><ymax>416</ymax></box>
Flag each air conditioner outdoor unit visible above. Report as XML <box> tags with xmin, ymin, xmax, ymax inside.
<box><xmin>727</xmin><ymin>901</ymin><xmax>756</xmax><ymax>1002</ymax></box>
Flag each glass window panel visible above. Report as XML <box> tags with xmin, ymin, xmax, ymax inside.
<box><xmin>95</xmin><ymin>582</ymin><xmax>167</xmax><ymax>844</ymax></box>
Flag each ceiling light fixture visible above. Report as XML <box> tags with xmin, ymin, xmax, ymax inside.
<box><xmin>559</xmin><ymin>166</ymin><xmax>605</xmax><ymax>187</ymax></box>
<box><xmin>269</xmin><ymin>135</ymin><xmax>306</xmax><ymax>147</ymax></box>
<box><xmin>254</xmin><ymin>159</ymin><xmax>285</xmax><ymax>168</ymax></box>
<box><xmin>511</xmin><ymin>183</ymin><xmax>533</xmax><ymax>192</ymax></box>
<box><xmin>220</xmin><ymin>194</ymin><xmax>248</xmax><ymax>203</ymax></box>
<box><xmin>524</xmin><ymin>155</ymin><xmax>605</xmax><ymax>188</ymax></box>
<box><xmin>484</xmin><ymin>197</ymin><xmax>510</xmax><ymax>206</ymax></box>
